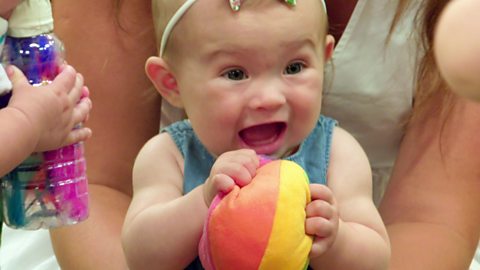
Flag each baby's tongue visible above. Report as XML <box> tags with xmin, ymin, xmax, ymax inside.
<box><xmin>240</xmin><ymin>123</ymin><xmax>280</xmax><ymax>146</ymax></box>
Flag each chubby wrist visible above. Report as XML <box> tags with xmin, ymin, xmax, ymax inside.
<box><xmin>3</xmin><ymin>106</ymin><xmax>41</xmax><ymax>149</ymax></box>
<box><xmin>195</xmin><ymin>184</ymin><xmax>211</xmax><ymax>214</ymax></box>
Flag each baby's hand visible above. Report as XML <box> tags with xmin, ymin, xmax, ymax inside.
<box><xmin>203</xmin><ymin>149</ymin><xmax>259</xmax><ymax>206</ymax></box>
<box><xmin>7</xmin><ymin>65</ymin><xmax>92</xmax><ymax>152</ymax></box>
<box><xmin>306</xmin><ymin>183</ymin><xmax>339</xmax><ymax>258</ymax></box>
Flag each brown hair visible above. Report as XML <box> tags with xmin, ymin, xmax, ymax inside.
<box><xmin>394</xmin><ymin>0</ymin><xmax>454</xmax><ymax>122</ymax></box>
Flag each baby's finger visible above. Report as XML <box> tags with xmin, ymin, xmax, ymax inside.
<box><xmin>72</xmin><ymin>97</ymin><xmax>92</xmax><ymax>124</ymax></box>
<box><xmin>63</xmin><ymin>127</ymin><xmax>92</xmax><ymax>147</ymax></box>
<box><xmin>235</xmin><ymin>149</ymin><xmax>259</xmax><ymax>177</ymax></box>
<box><xmin>7</xmin><ymin>65</ymin><xmax>29</xmax><ymax>89</ymax></box>
<box><xmin>68</xmin><ymin>73</ymin><xmax>85</xmax><ymax>103</ymax></box>
<box><xmin>57</xmin><ymin>62</ymin><xmax>68</xmax><ymax>72</ymax></box>
<box><xmin>223</xmin><ymin>163</ymin><xmax>253</xmax><ymax>187</ymax></box>
<box><xmin>244</xmin><ymin>152</ymin><xmax>260</xmax><ymax>176</ymax></box>
<box><xmin>305</xmin><ymin>216</ymin><xmax>334</xmax><ymax>238</ymax></box>
<box><xmin>221</xmin><ymin>149</ymin><xmax>258</xmax><ymax>172</ymax></box>
<box><xmin>309</xmin><ymin>238</ymin><xmax>331</xmax><ymax>258</ymax></box>
<box><xmin>306</xmin><ymin>199</ymin><xmax>335</xmax><ymax>219</ymax></box>
<box><xmin>204</xmin><ymin>174</ymin><xmax>235</xmax><ymax>206</ymax></box>
<box><xmin>212</xmin><ymin>174</ymin><xmax>235</xmax><ymax>195</ymax></box>
<box><xmin>309</xmin><ymin>184</ymin><xmax>334</xmax><ymax>204</ymax></box>
<box><xmin>51</xmin><ymin>65</ymin><xmax>77</xmax><ymax>93</ymax></box>
<box><xmin>81</xmin><ymin>86</ymin><xmax>90</xmax><ymax>99</ymax></box>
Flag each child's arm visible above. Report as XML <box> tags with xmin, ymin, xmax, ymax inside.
<box><xmin>434</xmin><ymin>0</ymin><xmax>480</xmax><ymax>102</ymax></box>
<box><xmin>308</xmin><ymin>127</ymin><xmax>390</xmax><ymax>270</ymax></box>
<box><xmin>122</xmin><ymin>133</ymin><xmax>258</xmax><ymax>270</ymax></box>
<box><xmin>0</xmin><ymin>65</ymin><xmax>92</xmax><ymax>176</ymax></box>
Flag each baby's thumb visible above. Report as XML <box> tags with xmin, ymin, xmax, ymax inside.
<box><xmin>6</xmin><ymin>65</ymin><xmax>30</xmax><ymax>89</ymax></box>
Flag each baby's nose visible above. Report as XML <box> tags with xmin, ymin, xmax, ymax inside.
<box><xmin>248</xmin><ymin>80</ymin><xmax>287</xmax><ymax>110</ymax></box>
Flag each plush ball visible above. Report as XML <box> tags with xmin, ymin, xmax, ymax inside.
<box><xmin>199</xmin><ymin>159</ymin><xmax>312</xmax><ymax>270</ymax></box>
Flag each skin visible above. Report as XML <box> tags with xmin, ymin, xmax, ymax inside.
<box><xmin>49</xmin><ymin>0</ymin><xmax>159</xmax><ymax>269</ymax></box>
<box><xmin>0</xmin><ymin>0</ymin><xmax>20</xmax><ymax>19</ymax></box>
<box><xmin>434</xmin><ymin>0</ymin><xmax>480</xmax><ymax>102</ymax></box>
<box><xmin>0</xmin><ymin>65</ymin><xmax>92</xmax><ymax>176</ymax></box>
<box><xmin>122</xmin><ymin>0</ymin><xmax>389</xmax><ymax>269</ymax></box>
<box><xmin>380</xmin><ymin>95</ymin><xmax>480</xmax><ymax>270</ymax></box>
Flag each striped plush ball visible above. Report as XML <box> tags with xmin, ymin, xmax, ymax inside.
<box><xmin>199</xmin><ymin>159</ymin><xmax>312</xmax><ymax>270</ymax></box>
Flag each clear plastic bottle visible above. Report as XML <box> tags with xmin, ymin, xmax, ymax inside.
<box><xmin>0</xmin><ymin>0</ymin><xmax>89</xmax><ymax>229</ymax></box>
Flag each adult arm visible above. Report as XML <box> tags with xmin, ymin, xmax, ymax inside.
<box><xmin>380</xmin><ymin>95</ymin><xmax>480</xmax><ymax>270</ymax></box>
<box><xmin>50</xmin><ymin>0</ymin><xmax>160</xmax><ymax>269</ymax></box>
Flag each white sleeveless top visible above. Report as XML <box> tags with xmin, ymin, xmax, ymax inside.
<box><xmin>322</xmin><ymin>0</ymin><xmax>418</xmax><ymax>204</ymax></box>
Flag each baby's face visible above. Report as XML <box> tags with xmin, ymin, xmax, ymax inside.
<box><xmin>0</xmin><ymin>0</ymin><xmax>21</xmax><ymax>19</ymax></box>
<box><xmin>171</xmin><ymin>0</ymin><xmax>330</xmax><ymax>158</ymax></box>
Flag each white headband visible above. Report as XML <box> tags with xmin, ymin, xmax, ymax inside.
<box><xmin>159</xmin><ymin>0</ymin><xmax>327</xmax><ymax>56</ymax></box>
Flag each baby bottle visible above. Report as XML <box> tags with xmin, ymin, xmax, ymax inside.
<box><xmin>0</xmin><ymin>0</ymin><xmax>89</xmax><ymax>229</ymax></box>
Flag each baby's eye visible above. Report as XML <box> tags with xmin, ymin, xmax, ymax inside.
<box><xmin>284</xmin><ymin>62</ymin><xmax>305</xmax><ymax>75</ymax></box>
<box><xmin>222</xmin><ymin>69</ymin><xmax>248</xmax><ymax>80</ymax></box>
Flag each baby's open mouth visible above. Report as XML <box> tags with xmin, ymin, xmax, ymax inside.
<box><xmin>239</xmin><ymin>122</ymin><xmax>286</xmax><ymax>147</ymax></box>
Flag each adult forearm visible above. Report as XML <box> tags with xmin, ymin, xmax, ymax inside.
<box><xmin>50</xmin><ymin>184</ymin><xmax>131</xmax><ymax>270</ymax></box>
<box><xmin>380</xmin><ymin>97</ymin><xmax>480</xmax><ymax>269</ymax></box>
<box><xmin>386</xmin><ymin>222</ymin><xmax>475</xmax><ymax>270</ymax></box>
<box><xmin>50</xmin><ymin>0</ymin><xmax>160</xmax><ymax>268</ymax></box>
<box><xmin>122</xmin><ymin>186</ymin><xmax>208</xmax><ymax>270</ymax></box>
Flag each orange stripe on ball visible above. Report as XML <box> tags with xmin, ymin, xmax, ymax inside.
<box><xmin>208</xmin><ymin>161</ymin><xmax>281</xmax><ymax>269</ymax></box>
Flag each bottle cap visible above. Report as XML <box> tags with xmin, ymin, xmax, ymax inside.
<box><xmin>7</xmin><ymin>0</ymin><xmax>54</xmax><ymax>37</ymax></box>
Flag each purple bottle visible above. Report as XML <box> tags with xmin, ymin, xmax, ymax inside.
<box><xmin>0</xmin><ymin>0</ymin><xmax>89</xmax><ymax>229</ymax></box>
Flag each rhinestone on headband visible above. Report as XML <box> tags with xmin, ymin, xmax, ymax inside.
<box><xmin>230</xmin><ymin>0</ymin><xmax>241</xmax><ymax>11</ymax></box>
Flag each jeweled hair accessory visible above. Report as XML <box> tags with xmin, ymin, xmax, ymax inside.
<box><xmin>160</xmin><ymin>0</ymin><xmax>327</xmax><ymax>55</ymax></box>
<box><xmin>229</xmin><ymin>0</ymin><xmax>242</xmax><ymax>11</ymax></box>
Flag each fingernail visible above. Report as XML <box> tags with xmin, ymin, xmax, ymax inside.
<box><xmin>81</xmin><ymin>86</ymin><xmax>89</xmax><ymax>98</ymax></box>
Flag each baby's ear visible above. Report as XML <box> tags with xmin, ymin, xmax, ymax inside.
<box><xmin>324</xmin><ymin>35</ymin><xmax>335</xmax><ymax>62</ymax></box>
<box><xmin>145</xmin><ymin>56</ymin><xmax>183</xmax><ymax>108</ymax></box>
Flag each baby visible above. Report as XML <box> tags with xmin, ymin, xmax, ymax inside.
<box><xmin>122</xmin><ymin>0</ymin><xmax>390</xmax><ymax>269</ymax></box>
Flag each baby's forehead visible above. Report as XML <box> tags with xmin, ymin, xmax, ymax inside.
<box><xmin>159</xmin><ymin>0</ymin><xmax>326</xmax><ymax>56</ymax></box>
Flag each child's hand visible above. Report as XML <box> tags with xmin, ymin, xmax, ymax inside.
<box><xmin>306</xmin><ymin>183</ymin><xmax>339</xmax><ymax>258</ymax></box>
<box><xmin>203</xmin><ymin>149</ymin><xmax>259</xmax><ymax>206</ymax></box>
<box><xmin>7</xmin><ymin>65</ymin><xmax>92</xmax><ymax>152</ymax></box>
